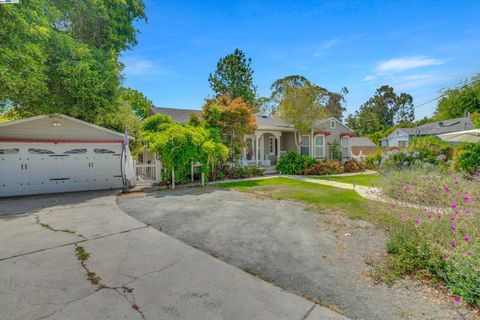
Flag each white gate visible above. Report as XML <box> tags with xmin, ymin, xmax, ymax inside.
<box><xmin>134</xmin><ymin>160</ymin><xmax>161</xmax><ymax>184</ymax></box>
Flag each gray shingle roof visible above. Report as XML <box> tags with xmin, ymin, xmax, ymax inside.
<box><xmin>150</xmin><ymin>107</ymin><xmax>294</xmax><ymax>130</ymax></box>
<box><xmin>350</xmin><ymin>137</ymin><xmax>376</xmax><ymax>147</ymax></box>
<box><xmin>416</xmin><ymin>117</ymin><xmax>474</xmax><ymax>135</ymax></box>
<box><xmin>150</xmin><ymin>107</ymin><xmax>202</xmax><ymax>124</ymax></box>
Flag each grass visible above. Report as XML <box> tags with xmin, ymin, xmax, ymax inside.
<box><xmin>217</xmin><ymin>177</ymin><xmax>373</xmax><ymax>220</ymax></box>
<box><xmin>310</xmin><ymin>173</ymin><xmax>381</xmax><ymax>187</ymax></box>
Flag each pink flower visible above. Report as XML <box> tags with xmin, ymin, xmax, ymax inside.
<box><xmin>444</xmin><ymin>187</ymin><xmax>450</xmax><ymax>191</ymax></box>
<box><xmin>451</xmin><ymin>226</ymin><xmax>456</xmax><ymax>231</ymax></box>
<box><xmin>427</xmin><ymin>215</ymin><xmax>432</xmax><ymax>219</ymax></box>
<box><xmin>405</xmin><ymin>187</ymin><xmax>411</xmax><ymax>191</ymax></box>
<box><xmin>451</xmin><ymin>203</ymin><xmax>457</xmax><ymax>209</ymax></box>
<box><xmin>453</xmin><ymin>297</ymin><xmax>461</xmax><ymax>303</ymax></box>
<box><xmin>450</xmin><ymin>217</ymin><xmax>456</xmax><ymax>221</ymax></box>
<box><xmin>451</xmin><ymin>240</ymin><xmax>457</xmax><ymax>246</ymax></box>
<box><xmin>443</xmin><ymin>255</ymin><xmax>448</xmax><ymax>260</ymax></box>
<box><xmin>467</xmin><ymin>252</ymin><xmax>472</xmax><ymax>257</ymax></box>
<box><xmin>464</xmin><ymin>237</ymin><xmax>470</xmax><ymax>242</ymax></box>
<box><xmin>415</xmin><ymin>220</ymin><xmax>420</xmax><ymax>225</ymax></box>
<box><xmin>463</xmin><ymin>197</ymin><xmax>473</xmax><ymax>203</ymax></box>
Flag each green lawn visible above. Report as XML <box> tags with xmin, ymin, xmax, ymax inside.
<box><xmin>216</xmin><ymin>177</ymin><xmax>372</xmax><ymax>220</ymax></box>
<box><xmin>310</xmin><ymin>173</ymin><xmax>381</xmax><ymax>187</ymax></box>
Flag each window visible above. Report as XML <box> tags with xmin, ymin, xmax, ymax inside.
<box><xmin>330</xmin><ymin>120</ymin><xmax>336</xmax><ymax>129</ymax></box>
<box><xmin>0</xmin><ymin>148</ymin><xmax>19</xmax><ymax>155</ymax></box>
<box><xmin>64</xmin><ymin>148</ymin><xmax>87</xmax><ymax>154</ymax></box>
<box><xmin>94</xmin><ymin>148</ymin><xmax>115</xmax><ymax>154</ymax></box>
<box><xmin>314</xmin><ymin>135</ymin><xmax>325</xmax><ymax>158</ymax></box>
<box><xmin>398</xmin><ymin>140</ymin><xmax>407</xmax><ymax>147</ymax></box>
<box><xmin>29</xmin><ymin>148</ymin><xmax>54</xmax><ymax>154</ymax></box>
<box><xmin>269</xmin><ymin>137</ymin><xmax>275</xmax><ymax>155</ymax></box>
<box><xmin>300</xmin><ymin>135</ymin><xmax>310</xmax><ymax>156</ymax></box>
<box><xmin>341</xmin><ymin>137</ymin><xmax>350</xmax><ymax>157</ymax></box>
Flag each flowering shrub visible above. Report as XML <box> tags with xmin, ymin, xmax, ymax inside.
<box><xmin>276</xmin><ymin>152</ymin><xmax>316</xmax><ymax>175</ymax></box>
<box><xmin>303</xmin><ymin>160</ymin><xmax>344</xmax><ymax>175</ymax></box>
<box><xmin>343</xmin><ymin>159</ymin><xmax>366</xmax><ymax>173</ymax></box>
<box><xmin>365</xmin><ymin>149</ymin><xmax>383</xmax><ymax>169</ymax></box>
<box><xmin>376</xmin><ymin>167</ymin><xmax>480</xmax><ymax>305</ymax></box>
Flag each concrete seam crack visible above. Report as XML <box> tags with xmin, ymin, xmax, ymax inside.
<box><xmin>302</xmin><ymin>304</ymin><xmax>316</xmax><ymax>320</ymax></box>
<box><xmin>34</xmin><ymin>215</ymin><xmax>86</xmax><ymax>239</ymax></box>
<box><xmin>74</xmin><ymin>244</ymin><xmax>146</xmax><ymax>320</ymax></box>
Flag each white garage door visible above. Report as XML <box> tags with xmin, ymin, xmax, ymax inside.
<box><xmin>0</xmin><ymin>142</ymin><xmax>123</xmax><ymax>197</ymax></box>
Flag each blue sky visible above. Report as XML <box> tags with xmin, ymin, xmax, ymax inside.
<box><xmin>121</xmin><ymin>0</ymin><xmax>480</xmax><ymax>120</ymax></box>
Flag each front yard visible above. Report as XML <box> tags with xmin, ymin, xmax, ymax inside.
<box><xmin>118</xmin><ymin>179</ymin><xmax>478</xmax><ymax>319</ymax></box>
<box><xmin>310</xmin><ymin>173</ymin><xmax>381</xmax><ymax>187</ymax></box>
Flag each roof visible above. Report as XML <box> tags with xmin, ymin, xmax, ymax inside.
<box><xmin>254</xmin><ymin>114</ymin><xmax>294</xmax><ymax>130</ymax></box>
<box><xmin>416</xmin><ymin>117</ymin><xmax>474</xmax><ymax>135</ymax></box>
<box><xmin>350</xmin><ymin>137</ymin><xmax>376</xmax><ymax>147</ymax></box>
<box><xmin>0</xmin><ymin>114</ymin><xmax>129</xmax><ymax>140</ymax></box>
<box><xmin>150</xmin><ymin>107</ymin><xmax>202</xmax><ymax>124</ymax></box>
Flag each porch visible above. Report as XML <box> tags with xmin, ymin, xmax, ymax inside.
<box><xmin>241</xmin><ymin>130</ymin><xmax>297</xmax><ymax>167</ymax></box>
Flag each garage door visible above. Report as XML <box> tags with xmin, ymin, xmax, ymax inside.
<box><xmin>0</xmin><ymin>142</ymin><xmax>123</xmax><ymax>197</ymax></box>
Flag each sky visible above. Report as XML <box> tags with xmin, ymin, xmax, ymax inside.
<box><xmin>121</xmin><ymin>0</ymin><xmax>480</xmax><ymax>120</ymax></box>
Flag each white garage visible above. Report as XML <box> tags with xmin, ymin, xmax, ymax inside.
<box><xmin>0</xmin><ymin>114</ymin><xmax>133</xmax><ymax>197</ymax></box>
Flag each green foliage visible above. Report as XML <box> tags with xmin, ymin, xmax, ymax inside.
<box><xmin>472</xmin><ymin>112</ymin><xmax>480</xmax><ymax>128</ymax></box>
<box><xmin>435</xmin><ymin>74</ymin><xmax>480</xmax><ymax>120</ymax></box>
<box><xmin>0</xmin><ymin>0</ymin><xmax>145</xmax><ymax>123</ymax></box>
<box><xmin>453</xmin><ymin>143</ymin><xmax>480</xmax><ymax>174</ymax></box>
<box><xmin>365</xmin><ymin>149</ymin><xmax>384</xmax><ymax>169</ymax></box>
<box><xmin>276</xmin><ymin>152</ymin><xmax>316</xmax><ymax>175</ymax></box>
<box><xmin>203</xmin><ymin>95</ymin><xmax>256</xmax><ymax>163</ymax></box>
<box><xmin>303</xmin><ymin>160</ymin><xmax>344</xmax><ymax>175</ymax></box>
<box><xmin>229</xmin><ymin>166</ymin><xmax>264</xmax><ymax>179</ymax></box>
<box><xmin>208</xmin><ymin>49</ymin><xmax>257</xmax><ymax>106</ymax></box>
<box><xmin>368</xmin><ymin>127</ymin><xmax>395</xmax><ymax>146</ymax></box>
<box><xmin>119</xmin><ymin>87</ymin><xmax>154</xmax><ymax>119</ymax></box>
<box><xmin>142</xmin><ymin>114</ymin><xmax>228</xmax><ymax>184</ymax></box>
<box><xmin>343</xmin><ymin>159</ymin><xmax>366</xmax><ymax>173</ymax></box>
<box><xmin>329</xmin><ymin>142</ymin><xmax>342</xmax><ymax>161</ymax></box>
<box><xmin>346</xmin><ymin>85</ymin><xmax>414</xmax><ymax>136</ymax></box>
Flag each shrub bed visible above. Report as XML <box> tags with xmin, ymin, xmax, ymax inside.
<box><xmin>303</xmin><ymin>160</ymin><xmax>344</xmax><ymax>175</ymax></box>
<box><xmin>343</xmin><ymin>159</ymin><xmax>366</xmax><ymax>173</ymax></box>
<box><xmin>276</xmin><ymin>152</ymin><xmax>316</xmax><ymax>175</ymax></box>
<box><xmin>376</xmin><ymin>167</ymin><xmax>480</xmax><ymax>305</ymax></box>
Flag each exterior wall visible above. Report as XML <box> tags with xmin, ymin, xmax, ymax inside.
<box><xmin>281</xmin><ymin>132</ymin><xmax>297</xmax><ymax>153</ymax></box>
<box><xmin>0</xmin><ymin>115</ymin><xmax>123</xmax><ymax>141</ymax></box>
<box><xmin>385</xmin><ymin>129</ymin><xmax>411</xmax><ymax>147</ymax></box>
<box><xmin>311</xmin><ymin>119</ymin><xmax>352</xmax><ymax>159</ymax></box>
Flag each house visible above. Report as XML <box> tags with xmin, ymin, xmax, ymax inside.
<box><xmin>350</xmin><ymin>137</ymin><xmax>378</xmax><ymax>161</ymax></box>
<box><xmin>0</xmin><ymin>114</ymin><xmax>135</xmax><ymax>197</ymax></box>
<box><xmin>380</xmin><ymin>116</ymin><xmax>474</xmax><ymax>147</ymax></box>
<box><xmin>148</xmin><ymin>107</ymin><xmax>355</xmax><ymax>166</ymax></box>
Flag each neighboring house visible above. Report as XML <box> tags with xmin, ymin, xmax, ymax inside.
<box><xmin>0</xmin><ymin>114</ymin><xmax>135</xmax><ymax>197</ymax></box>
<box><xmin>148</xmin><ymin>107</ymin><xmax>355</xmax><ymax>166</ymax></box>
<box><xmin>350</xmin><ymin>137</ymin><xmax>378</xmax><ymax>161</ymax></box>
<box><xmin>380</xmin><ymin>117</ymin><xmax>474</xmax><ymax>147</ymax></box>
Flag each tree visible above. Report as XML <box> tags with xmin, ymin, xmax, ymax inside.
<box><xmin>208</xmin><ymin>49</ymin><xmax>257</xmax><ymax>106</ymax></box>
<box><xmin>270</xmin><ymin>76</ymin><xmax>347</xmax><ymax>119</ymax></box>
<box><xmin>202</xmin><ymin>95</ymin><xmax>256</xmax><ymax>163</ymax></box>
<box><xmin>346</xmin><ymin>85</ymin><xmax>414</xmax><ymax>135</ymax></box>
<box><xmin>0</xmin><ymin>0</ymin><xmax>146</xmax><ymax>123</ymax></box>
<box><xmin>435</xmin><ymin>74</ymin><xmax>480</xmax><ymax>120</ymax></box>
<box><xmin>118</xmin><ymin>87</ymin><xmax>154</xmax><ymax>119</ymax></box>
<box><xmin>277</xmin><ymin>82</ymin><xmax>328</xmax><ymax>147</ymax></box>
<box><xmin>141</xmin><ymin>114</ymin><xmax>228</xmax><ymax>183</ymax></box>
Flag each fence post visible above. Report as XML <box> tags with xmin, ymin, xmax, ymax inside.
<box><xmin>155</xmin><ymin>160</ymin><xmax>162</xmax><ymax>183</ymax></box>
<box><xmin>191</xmin><ymin>162</ymin><xmax>194</xmax><ymax>182</ymax></box>
<box><xmin>171</xmin><ymin>168</ymin><xmax>175</xmax><ymax>190</ymax></box>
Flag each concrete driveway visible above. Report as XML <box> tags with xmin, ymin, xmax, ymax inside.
<box><xmin>0</xmin><ymin>191</ymin><xmax>343</xmax><ymax>320</ymax></box>
<box><xmin>118</xmin><ymin>187</ymin><xmax>477</xmax><ymax>320</ymax></box>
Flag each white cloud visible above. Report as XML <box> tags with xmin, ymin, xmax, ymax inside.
<box><xmin>390</xmin><ymin>73</ymin><xmax>453</xmax><ymax>91</ymax></box>
<box><xmin>312</xmin><ymin>38</ymin><xmax>340</xmax><ymax>57</ymax></box>
<box><xmin>376</xmin><ymin>56</ymin><xmax>444</xmax><ymax>74</ymax></box>
<box><xmin>121</xmin><ymin>56</ymin><xmax>169</xmax><ymax>78</ymax></box>
<box><xmin>323</xmin><ymin>38</ymin><xmax>340</xmax><ymax>49</ymax></box>
<box><xmin>362</xmin><ymin>75</ymin><xmax>376</xmax><ymax>81</ymax></box>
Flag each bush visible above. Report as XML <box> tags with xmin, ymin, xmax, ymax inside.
<box><xmin>276</xmin><ymin>152</ymin><xmax>316</xmax><ymax>175</ymax></box>
<box><xmin>376</xmin><ymin>167</ymin><xmax>480</xmax><ymax>305</ymax></box>
<box><xmin>230</xmin><ymin>166</ymin><xmax>264</xmax><ymax>179</ymax></box>
<box><xmin>365</xmin><ymin>149</ymin><xmax>384</xmax><ymax>169</ymax></box>
<box><xmin>343</xmin><ymin>159</ymin><xmax>366</xmax><ymax>173</ymax></box>
<box><xmin>453</xmin><ymin>143</ymin><xmax>480</xmax><ymax>174</ymax></box>
<box><xmin>303</xmin><ymin>160</ymin><xmax>344</xmax><ymax>175</ymax></box>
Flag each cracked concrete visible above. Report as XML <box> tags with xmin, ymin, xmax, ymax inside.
<box><xmin>0</xmin><ymin>190</ymin><xmax>345</xmax><ymax>320</ymax></box>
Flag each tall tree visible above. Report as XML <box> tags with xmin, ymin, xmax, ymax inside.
<box><xmin>276</xmin><ymin>82</ymin><xmax>328</xmax><ymax>146</ymax></box>
<box><xmin>325</xmin><ymin>87</ymin><xmax>348</xmax><ymax>120</ymax></box>
<box><xmin>435</xmin><ymin>74</ymin><xmax>480</xmax><ymax>120</ymax></box>
<box><xmin>346</xmin><ymin>85</ymin><xmax>414</xmax><ymax>135</ymax></box>
<box><xmin>0</xmin><ymin>0</ymin><xmax>146</xmax><ymax>124</ymax></box>
<box><xmin>118</xmin><ymin>87</ymin><xmax>154</xmax><ymax>119</ymax></box>
<box><xmin>202</xmin><ymin>95</ymin><xmax>256</xmax><ymax>163</ymax></box>
<box><xmin>208</xmin><ymin>49</ymin><xmax>257</xmax><ymax>106</ymax></box>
